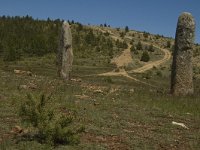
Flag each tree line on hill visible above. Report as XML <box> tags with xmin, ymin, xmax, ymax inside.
<box><xmin>0</xmin><ymin>15</ymin><xmax>62</xmax><ymax>61</ymax></box>
<box><xmin>0</xmin><ymin>16</ymin><xmax>125</xmax><ymax>62</ymax></box>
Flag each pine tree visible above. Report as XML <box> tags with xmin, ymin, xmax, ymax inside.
<box><xmin>136</xmin><ymin>41</ymin><xmax>142</xmax><ymax>50</ymax></box>
<box><xmin>167</xmin><ymin>41</ymin><xmax>171</xmax><ymax>48</ymax></box>
<box><xmin>148</xmin><ymin>44</ymin><xmax>154</xmax><ymax>52</ymax></box>
<box><xmin>140</xmin><ymin>51</ymin><xmax>150</xmax><ymax>62</ymax></box>
<box><xmin>130</xmin><ymin>45</ymin><xmax>136</xmax><ymax>52</ymax></box>
<box><xmin>125</xmin><ymin>26</ymin><xmax>129</xmax><ymax>33</ymax></box>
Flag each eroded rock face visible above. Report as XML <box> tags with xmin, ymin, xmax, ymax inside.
<box><xmin>171</xmin><ymin>12</ymin><xmax>195</xmax><ymax>96</ymax></box>
<box><xmin>58</xmin><ymin>21</ymin><xmax>73</xmax><ymax>80</ymax></box>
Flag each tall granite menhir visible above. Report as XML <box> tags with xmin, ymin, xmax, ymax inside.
<box><xmin>58</xmin><ymin>21</ymin><xmax>73</xmax><ymax>80</ymax></box>
<box><xmin>171</xmin><ymin>12</ymin><xmax>195</xmax><ymax>96</ymax></box>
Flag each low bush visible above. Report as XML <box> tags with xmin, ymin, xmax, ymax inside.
<box><xmin>156</xmin><ymin>70</ymin><xmax>163</xmax><ymax>77</ymax></box>
<box><xmin>19</xmin><ymin>94</ymin><xmax>84</xmax><ymax>146</ymax></box>
<box><xmin>104</xmin><ymin>77</ymin><xmax>113</xmax><ymax>83</ymax></box>
<box><xmin>140</xmin><ymin>51</ymin><xmax>150</xmax><ymax>62</ymax></box>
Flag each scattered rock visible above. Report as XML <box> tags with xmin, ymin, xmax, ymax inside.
<box><xmin>186</xmin><ymin>112</ymin><xmax>192</xmax><ymax>115</ymax></box>
<box><xmin>109</xmin><ymin>88</ymin><xmax>119</xmax><ymax>94</ymax></box>
<box><xmin>19</xmin><ymin>85</ymin><xmax>28</xmax><ymax>90</ymax></box>
<box><xmin>75</xmin><ymin>94</ymin><xmax>90</xmax><ymax>99</ymax></box>
<box><xmin>14</xmin><ymin>70</ymin><xmax>21</xmax><ymax>74</ymax></box>
<box><xmin>14</xmin><ymin>69</ymin><xmax>32</xmax><ymax>76</ymax></box>
<box><xmin>130</xmin><ymin>88</ymin><xmax>134</xmax><ymax>93</ymax></box>
<box><xmin>11</xmin><ymin>126</ymin><xmax>23</xmax><ymax>134</ymax></box>
<box><xmin>94</xmin><ymin>89</ymin><xmax>104</xmax><ymax>94</ymax></box>
<box><xmin>19</xmin><ymin>83</ymin><xmax>37</xmax><ymax>90</ymax></box>
<box><xmin>172</xmin><ymin>121</ymin><xmax>189</xmax><ymax>129</ymax></box>
<box><xmin>123</xmin><ymin>129</ymin><xmax>134</xmax><ymax>133</ymax></box>
<box><xmin>93</xmin><ymin>102</ymin><xmax>100</xmax><ymax>106</ymax></box>
<box><xmin>28</xmin><ymin>83</ymin><xmax>37</xmax><ymax>89</ymax></box>
<box><xmin>71</xmin><ymin>78</ymin><xmax>82</xmax><ymax>82</ymax></box>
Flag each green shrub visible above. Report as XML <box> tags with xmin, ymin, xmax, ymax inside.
<box><xmin>155</xmin><ymin>34</ymin><xmax>161</xmax><ymax>39</ymax></box>
<box><xmin>142</xmin><ymin>71</ymin><xmax>152</xmax><ymax>79</ymax></box>
<box><xmin>140</xmin><ymin>51</ymin><xmax>150</xmax><ymax>62</ymax></box>
<box><xmin>108</xmin><ymin>49</ymin><xmax>114</xmax><ymax>58</ymax></box>
<box><xmin>3</xmin><ymin>47</ymin><xmax>22</xmax><ymax>61</ymax></box>
<box><xmin>116</xmin><ymin>40</ymin><xmax>128</xmax><ymax>49</ymax></box>
<box><xmin>156</xmin><ymin>70</ymin><xmax>162</xmax><ymax>77</ymax></box>
<box><xmin>104</xmin><ymin>32</ymin><xmax>110</xmax><ymax>36</ymax></box>
<box><xmin>130</xmin><ymin>40</ymin><xmax>134</xmax><ymax>45</ymax></box>
<box><xmin>122</xmin><ymin>41</ymin><xmax>128</xmax><ymax>49</ymax></box>
<box><xmin>125</xmin><ymin>26</ymin><xmax>129</xmax><ymax>33</ymax></box>
<box><xmin>166</xmin><ymin>41</ymin><xmax>171</xmax><ymax>48</ymax></box>
<box><xmin>19</xmin><ymin>94</ymin><xmax>84</xmax><ymax>145</ymax></box>
<box><xmin>134</xmin><ymin>50</ymin><xmax>139</xmax><ymax>55</ymax></box>
<box><xmin>143</xmin><ymin>31</ymin><xmax>149</xmax><ymax>39</ymax></box>
<box><xmin>120</xmin><ymin>32</ymin><xmax>125</xmax><ymax>38</ymax></box>
<box><xmin>194</xmin><ymin>47</ymin><xmax>200</xmax><ymax>57</ymax></box>
<box><xmin>130</xmin><ymin>45</ymin><xmax>136</xmax><ymax>52</ymax></box>
<box><xmin>77</xmin><ymin>23</ymin><xmax>83</xmax><ymax>31</ymax></box>
<box><xmin>104</xmin><ymin>77</ymin><xmax>113</xmax><ymax>83</ymax></box>
<box><xmin>148</xmin><ymin>44</ymin><xmax>154</xmax><ymax>52</ymax></box>
<box><xmin>136</xmin><ymin>41</ymin><xmax>142</xmax><ymax>50</ymax></box>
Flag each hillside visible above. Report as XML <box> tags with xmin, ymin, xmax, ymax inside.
<box><xmin>0</xmin><ymin>17</ymin><xmax>200</xmax><ymax>149</ymax></box>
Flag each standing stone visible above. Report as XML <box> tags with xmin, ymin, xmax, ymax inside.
<box><xmin>58</xmin><ymin>21</ymin><xmax>73</xmax><ymax>80</ymax></box>
<box><xmin>171</xmin><ymin>12</ymin><xmax>195</xmax><ymax>96</ymax></box>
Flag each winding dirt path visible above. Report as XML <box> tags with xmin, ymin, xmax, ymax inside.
<box><xmin>95</xmin><ymin>27</ymin><xmax>171</xmax><ymax>86</ymax></box>
<box><xmin>129</xmin><ymin>44</ymin><xmax>171</xmax><ymax>73</ymax></box>
<box><xmin>98</xmin><ymin>44</ymin><xmax>135</xmax><ymax>79</ymax></box>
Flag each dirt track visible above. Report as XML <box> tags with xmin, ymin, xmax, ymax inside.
<box><xmin>129</xmin><ymin>44</ymin><xmax>171</xmax><ymax>73</ymax></box>
<box><xmin>95</xmin><ymin>27</ymin><xmax>171</xmax><ymax>85</ymax></box>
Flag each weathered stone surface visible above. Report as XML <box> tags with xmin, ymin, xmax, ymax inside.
<box><xmin>171</xmin><ymin>12</ymin><xmax>195</xmax><ymax>96</ymax></box>
<box><xmin>58</xmin><ymin>21</ymin><xmax>73</xmax><ymax>80</ymax></box>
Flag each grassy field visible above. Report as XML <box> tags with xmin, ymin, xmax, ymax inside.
<box><xmin>0</xmin><ymin>53</ymin><xmax>200</xmax><ymax>150</ymax></box>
